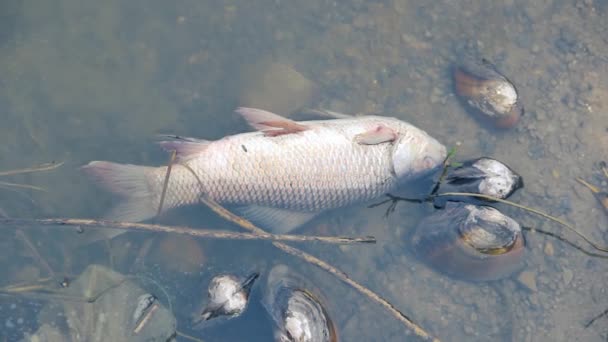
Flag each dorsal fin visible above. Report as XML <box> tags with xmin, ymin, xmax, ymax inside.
<box><xmin>236</xmin><ymin>107</ymin><xmax>308</xmax><ymax>136</ymax></box>
<box><xmin>157</xmin><ymin>135</ymin><xmax>210</xmax><ymax>162</ymax></box>
<box><xmin>298</xmin><ymin>108</ymin><xmax>353</xmax><ymax>119</ymax></box>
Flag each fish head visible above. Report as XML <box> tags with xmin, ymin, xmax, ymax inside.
<box><xmin>391</xmin><ymin>131</ymin><xmax>447</xmax><ymax>181</ymax></box>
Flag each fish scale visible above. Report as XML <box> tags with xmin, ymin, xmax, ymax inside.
<box><xmin>153</xmin><ymin>147</ymin><xmax>392</xmax><ymax>212</ymax></box>
<box><xmin>83</xmin><ymin>108</ymin><xmax>446</xmax><ymax>234</ymax></box>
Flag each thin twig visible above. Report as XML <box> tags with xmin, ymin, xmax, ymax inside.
<box><xmin>0</xmin><ymin>161</ymin><xmax>64</xmax><ymax>177</ymax></box>
<box><xmin>0</xmin><ymin>181</ymin><xmax>47</xmax><ymax>192</ymax></box>
<box><xmin>586</xmin><ymin>307</ymin><xmax>608</xmax><ymax>328</ymax></box>
<box><xmin>15</xmin><ymin>229</ymin><xmax>57</xmax><ymax>279</ymax></box>
<box><xmin>428</xmin><ymin>145</ymin><xmax>459</xmax><ymax>197</ymax></box>
<box><xmin>157</xmin><ymin>151</ymin><xmax>177</xmax><ymax>216</ymax></box>
<box><xmin>0</xmin><ymin>277</ymin><xmax>127</xmax><ymax>303</ymax></box>
<box><xmin>178</xmin><ymin>164</ymin><xmax>439</xmax><ymax>342</ymax></box>
<box><xmin>576</xmin><ymin>177</ymin><xmax>601</xmax><ymax>194</ymax></box>
<box><xmin>177</xmin><ymin>330</ymin><xmax>206</xmax><ymax>342</ymax></box>
<box><xmin>0</xmin><ymin>218</ymin><xmax>375</xmax><ymax>244</ymax></box>
<box><xmin>523</xmin><ymin>227</ymin><xmax>608</xmax><ymax>259</ymax></box>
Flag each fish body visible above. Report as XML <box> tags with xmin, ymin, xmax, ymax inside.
<box><xmin>84</xmin><ymin>108</ymin><xmax>446</xmax><ymax>233</ymax></box>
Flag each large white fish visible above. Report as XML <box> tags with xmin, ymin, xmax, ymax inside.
<box><xmin>83</xmin><ymin>108</ymin><xmax>446</xmax><ymax>233</ymax></box>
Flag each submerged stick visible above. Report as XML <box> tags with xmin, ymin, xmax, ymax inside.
<box><xmin>0</xmin><ymin>161</ymin><xmax>64</xmax><ymax>177</ymax></box>
<box><xmin>15</xmin><ymin>230</ymin><xmax>57</xmax><ymax>279</ymax></box>
<box><xmin>157</xmin><ymin>151</ymin><xmax>177</xmax><ymax>216</ymax></box>
<box><xmin>522</xmin><ymin>227</ymin><xmax>608</xmax><ymax>259</ymax></box>
<box><xmin>0</xmin><ymin>181</ymin><xmax>47</xmax><ymax>192</ymax></box>
<box><xmin>585</xmin><ymin>307</ymin><xmax>608</xmax><ymax>328</ymax></box>
<box><xmin>178</xmin><ymin>164</ymin><xmax>439</xmax><ymax>342</ymax></box>
<box><xmin>0</xmin><ymin>218</ymin><xmax>375</xmax><ymax>244</ymax></box>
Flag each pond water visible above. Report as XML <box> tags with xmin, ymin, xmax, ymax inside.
<box><xmin>1</xmin><ymin>0</ymin><xmax>608</xmax><ymax>341</ymax></box>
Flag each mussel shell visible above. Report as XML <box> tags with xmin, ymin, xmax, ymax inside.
<box><xmin>263</xmin><ymin>265</ymin><xmax>338</xmax><ymax>342</ymax></box>
<box><xmin>454</xmin><ymin>58</ymin><xmax>523</xmax><ymax>128</ymax></box>
<box><xmin>193</xmin><ymin>272</ymin><xmax>258</xmax><ymax>327</ymax></box>
<box><xmin>410</xmin><ymin>203</ymin><xmax>525</xmax><ymax>281</ymax></box>
<box><xmin>443</xmin><ymin>157</ymin><xmax>523</xmax><ymax>199</ymax></box>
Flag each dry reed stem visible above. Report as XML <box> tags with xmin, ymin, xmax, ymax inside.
<box><xmin>0</xmin><ymin>218</ymin><xmax>375</xmax><ymax>244</ymax></box>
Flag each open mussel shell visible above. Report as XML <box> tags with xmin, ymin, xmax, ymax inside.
<box><xmin>453</xmin><ymin>58</ymin><xmax>523</xmax><ymax>128</ymax></box>
<box><xmin>193</xmin><ymin>272</ymin><xmax>259</xmax><ymax>327</ymax></box>
<box><xmin>263</xmin><ymin>264</ymin><xmax>338</xmax><ymax>342</ymax></box>
<box><xmin>438</xmin><ymin>157</ymin><xmax>523</xmax><ymax>202</ymax></box>
<box><xmin>411</xmin><ymin>203</ymin><xmax>526</xmax><ymax>281</ymax></box>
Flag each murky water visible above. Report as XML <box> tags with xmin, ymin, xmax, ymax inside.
<box><xmin>1</xmin><ymin>0</ymin><xmax>608</xmax><ymax>341</ymax></box>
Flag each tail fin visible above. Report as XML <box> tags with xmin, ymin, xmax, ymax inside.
<box><xmin>82</xmin><ymin>161</ymin><xmax>158</xmax><ymax>223</ymax></box>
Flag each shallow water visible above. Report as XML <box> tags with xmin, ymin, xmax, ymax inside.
<box><xmin>1</xmin><ymin>0</ymin><xmax>608</xmax><ymax>341</ymax></box>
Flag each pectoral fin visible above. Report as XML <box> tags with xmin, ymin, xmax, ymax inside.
<box><xmin>354</xmin><ymin>125</ymin><xmax>398</xmax><ymax>145</ymax></box>
<box><xmin>236</xmin><ymin>205</ymin><xmax>319</xmax><ymax>234</ymax></box>
<box><xmin>236</xmin><ymin>107</ymin><xmax>308</xmax><ymax>137</ymax></box>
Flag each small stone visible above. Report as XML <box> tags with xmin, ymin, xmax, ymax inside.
<box><xmin>239</xmin><ymin>61</ymin><xmax>317</xmax><ymax>117</ymax></box>
<box><xmin>544</xmin><ymin>242</ymin><xmax>554</xmax><ymax>256</ymax></box>
<box><xmin>529</xmin><ymin>294</ymin><xmax>539</xmax><ymax>306</ymax></box>
<box><xmin>531</xmin><ymin>44</ymin><xmax>540</xmax><ymax>53</ymax></box>
<box><xmin>562</xmin><ymin>268</ymin><xmax>574</xmax><ymax>285</ymax></box>
<box><xmin>517</xmin><ymin>271</ymin><xmax>538</xmax><ymax>292</ymax></box>
<box><xmin>464</xmin><ymin>325</ymin><xmax>474</xmax><ymax>335</ymax></box>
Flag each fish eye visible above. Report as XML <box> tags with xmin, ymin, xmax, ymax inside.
<box><xmin>423</xmin><ymin>156</ymin><xmax>436</xmax><ymax>169</ymax></box>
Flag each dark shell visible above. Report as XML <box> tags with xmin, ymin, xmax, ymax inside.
<box><xmin>453</xmin><ymin>58</ymin><xmax>523</xmax><ymax>128</ymax></box>
<box><xmin>411</xmin><ymin>203</ymin><xmax>526</xmax><ymax>281</ymax></box>
<box><xmin>443</xmin><ymin>157</ymin><xmax>523</xmax><ymax>198</ymax></box>
<box><xmin>263</xmin><ymin>265</ymin><xmax>338</xmax><ymax>342</ymax></box>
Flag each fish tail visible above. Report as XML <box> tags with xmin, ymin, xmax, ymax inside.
<box><xmin>82</xmin><ymin>161</ymin><xmax>159</xmax><ymax>222</ymax></box>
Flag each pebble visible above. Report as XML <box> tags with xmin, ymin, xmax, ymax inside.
<box><xmin>562</xmin><ymin>268</ymin><xmax>574</xmax><ymax>285</ymax></box>
<box><xmin>239</xmin><ymin>61</ymin><xmax>317</xmax><ymax>116</ymax></box>
<box><xmin>543</xmin><ymin>242</ymin><xmax>555</xmax><ymax>256</ymax></box>
<box><xmin>517</xmin><ymin>271</ymin><xmax>538</xmax><ymax>292</ymax></box>
<box><xmin>464</xmin><ymin>325</ymin><xmax>474</xmax><ymax>335</ymax></box>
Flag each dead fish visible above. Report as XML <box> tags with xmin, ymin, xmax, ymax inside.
<box><xmin>83</xmin><ymin>107</ymin><xmax>446</xmax><ymax>233</ymax></box>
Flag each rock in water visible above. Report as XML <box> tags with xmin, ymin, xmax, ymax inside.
<box><xmin>239</xmin><ymin>61</ymin><xmax>317</xmax><ymax>116</ymax></box>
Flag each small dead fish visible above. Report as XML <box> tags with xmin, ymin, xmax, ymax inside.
<box><xmin>84</xmin><ymin>107</ymin><xmax>446</xmax><ymax>233</ymax></box>
<box><xmin>193</xmin><ymin>273</ymin><xmax>258</xmax><ymax>327</ymax></box>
